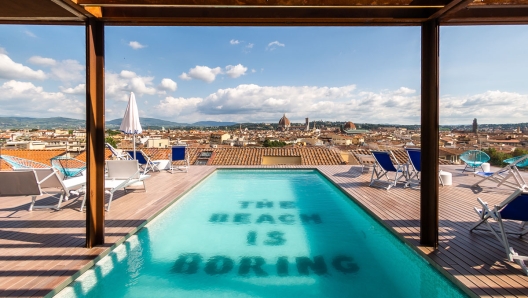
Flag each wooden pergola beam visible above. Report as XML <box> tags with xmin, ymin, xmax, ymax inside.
<box><xmin>96</xmin><ymin>6</ymin><xmax>437</xmax><ymax>25</ymax></box>
<box><xmin>427</xmin><ymin>0</ymin><xmax>474</xmax><ymax>20</ymax></box>
<box><xmin>0</xmin><ymin>0</ymin><xmax>90</xmax><ymax>23</ymax></box>
<box><xmin>420</xmin><ymin>19</ymin><xmax>440</xmax><ymax>248</ymax></box>
<box><xmin>51</xmin><ymin>0</ymin><xmax>94</xmax><ymax>19</ymax></box>
<box><xmin>443</xmin><ymin>6</ymin><xmax>528</xmax><ymax>22</ymax></box>
<box><xmin>85</xmin><ymin>18</ymin><xmax>106</xmax><ymax>248</ymax></box>
<box><xmin>76</xmin><ymin>0</ymin><xmax>447</xmax><ymax>6</ymax></box>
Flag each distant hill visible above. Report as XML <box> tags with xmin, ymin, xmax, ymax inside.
<box><xmin>0</xmin><ymin>116</ymin><xmax>237</xmax><ymax>129</ymax></box>
<box><xmin>0</xmin><ymin>117</ymin><xmax>85</xmax><ymax>129</ymax></box>
<box><xmin>106</xmin><ymin>117</ymin><xmax>189</xmax><ymax>128</ymax></box>
<box><xmin>192</xmin><ymin>121</ymin><xmax>238</xmax><ymax>127</ymax></box>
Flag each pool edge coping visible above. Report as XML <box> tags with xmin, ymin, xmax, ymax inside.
<box><xmin>45</xmin><ymin>168</ymin><xmax>218</xmax><ymax>298</ymax></box>
<box><xmin>46</xmin><ymin>167</ymin><xmax>478</xmax><ymax>298</ymax></box>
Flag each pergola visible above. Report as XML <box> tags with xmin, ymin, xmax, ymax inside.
<box><xmin>2</xmin><ymin>0</ymin><xmax>527</xmax><ymax>249</ymax></box>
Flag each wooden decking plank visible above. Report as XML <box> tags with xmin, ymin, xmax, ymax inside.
<box><xmin>319</xmin><ymin>165</ymin><xmax>528</xmax><ymax>297</ymax></box>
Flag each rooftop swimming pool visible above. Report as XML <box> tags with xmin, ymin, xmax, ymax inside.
<box><xmin>56</xmin><ymin>169</ymin><xmax>467</xmax><ymax>298</ymax></box>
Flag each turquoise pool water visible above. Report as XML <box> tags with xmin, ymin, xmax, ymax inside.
<box><xmin>56</xmin><ymin>170</ymin><xmax>467</xmax><ymax>298</ymax></box>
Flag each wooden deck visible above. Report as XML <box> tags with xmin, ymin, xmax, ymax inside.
<box><xmin>0</xmin><ymin>165</ymin><xmax>527</xmax><ymax>297</ymax></box>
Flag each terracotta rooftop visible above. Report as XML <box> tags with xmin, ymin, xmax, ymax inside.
<box><xmin>75</xmin><ymin>149</ymin><xmax>113</xmax><ymax>162</ymax></box>
<box><xmin>0</xmin><ymin>149</ymin><xmax>66</xmax><ymax>168</ymax></box>
<box><xmin>0</xmin><ymin>147</ymin><xmax>458</xmax><ymax>170</ymax></box>
<box><xmin>141</xmin><ymin>147</ymin><xmax>345</xmax><ymax>166</ymax></box>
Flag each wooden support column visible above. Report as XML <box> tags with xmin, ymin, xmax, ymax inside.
<box><xmin>420</xmin><ymin>19</ymin><xmax>440</xmax><ymax>248</ymax></box>
<box><xmin>86</xmin><ymin>18</ymin><xmax>105</xmax><ymax>248</ymax></box>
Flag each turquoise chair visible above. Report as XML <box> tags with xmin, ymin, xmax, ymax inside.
<box><xmin>51</xmin><ymin>156</ymin><xmax>86</xmax><ymax>179</ymax></box>
<box><xmin>460</xmin><ymin>150</ymin><xmax>490</xmax><ymax>173</ymax></box>
<box><xmin>503</xmin><ymin>154</ymin><xmax>528</xmax><ymax>168</ymax></box>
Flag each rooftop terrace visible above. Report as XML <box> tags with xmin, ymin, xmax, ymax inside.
<box><xmin>0</xmin><ymin>164</ymin><xmax>527</xmax><ymax>297</ymax></box>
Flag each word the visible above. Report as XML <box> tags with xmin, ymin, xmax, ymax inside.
<box><xmin>239</xmin><ymin>201</ymin><xmax>296</xmax><ymax>209</ymax></box>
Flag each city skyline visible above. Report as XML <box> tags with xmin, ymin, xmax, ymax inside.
<box><xmin>1</xmin><ymin>25</ymin><xmax>528</xmax><ymax>125</ymax></box>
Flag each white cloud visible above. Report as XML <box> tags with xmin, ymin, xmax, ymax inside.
<box><xmin>266</xmin><ymin>41</ymin><xmax>285</xmax><ymax>51</ymax></box>
<box><xmin>179</xmin><ymin>64</ymin><xmax>248</xmax><ymax>82</ymax></box>
<box><xmin>0</xmin><ymin>80</ymin><xmax>84</xmax><ymax>117</ymax></box>
<box><xmin>158</xmin><ymin>78</ymin><xmax>177</xmax><ymax>92</ymax></box>
<box><xmin>179</xmin><ymin>66</ymin><xmax>222</xmax><ymax>83</ymax></box>
<box><xmin>60</xmin><ymin>83</ymin><xmax>85</xmax><ymax>94</ymax></box>
<box><xmin>28</xmin><ymin>56</ymin><xmax>57</xmax><ymax>67</ymax></box>
<box><xmin>26</xmin><ymin>56</ymin><xmax>84</xmax><ymax>83</ymax></box>
<box><xmin>155</xmin><ymin>96</ymin><xmax>203</xmax><ymax>118</ymax></box>
<box><xmin>105</xmin><ymin>70</ymin><xmax>157</xmax><ymax>101</ymax></box>
<box><xmin>0</xmin><ymin>53</ymin><xmax>46</xmax><ymax>80</ymax></box>
<box><xmin>243</xmin><ymin>43</ymin><xmax>254</xmax><ymax>53</ymax></box>
<box><xmin>24</xmin><ymin>30</ymin><xmax>36</xmax><ymax>38</ymax></box>
<box><xmin>198</xmin><ymin>84</ymin><xmax>357</xmax><ymax>117</ymax></box>
<box><xmin>130</xmin><ymin>77</ymin><xmax>156</xmax><ymax>95</ymax></box>
<box><xmin>179</xmin><ymin>72</ymin><xmax>191</xmax><ymax>81</ymax></box>
<box><xmin>230</xmin><ymin>39</ymin><xmax>240</xmax><ymax>45</ymax></box>
<box><xmin>129</xmin><ymin>41</ymin><xmax>146</xmax><ymax>49</ymax></box>
<box><xmin>225</xmin><ymin>64</ymin><xmax>248</xmax><ymax>78</ymax></box>
<box><xmin>0</xmin><ymin>47</ymin><xmax>7</xmax><ymax>55</ymax></box>
<box><xmin>251</xmin><ymin>69</ymin><xmax>256</xmax><ymax>73</ymax></box>
<box><xmin>49</xmin><ymin>59</ymin><xmax>84</xmax><ymax>82</ymax></box>
<box><xmin>440</xmin><ymin>90</ymin><xmax>528</xmax><ymax>124</ymax></box>
<box><xmin>120</xmin><ymin>70</ymin><xmax>137</xmax><ymax>79</ymax></box>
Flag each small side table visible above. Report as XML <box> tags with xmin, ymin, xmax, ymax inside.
<box><xmin>439</xmin><ymin>171</ymin><xmax>452</xmax><ymax>186</ymax></box>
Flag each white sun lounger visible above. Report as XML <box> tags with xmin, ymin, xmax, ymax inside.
<box><xmin>2</xmin><ymin>168</ymin><xmax>85</xmax><ymax>211</ymax></box>
<box><xmin>80</xmin><ymin>160</ymin><xmax>150</xmax><ymax>211</ymax></box>
<box><xmin>472</xmin><ymin>154</ymin><xmax>528</xmax><ymax>190</ymax></box>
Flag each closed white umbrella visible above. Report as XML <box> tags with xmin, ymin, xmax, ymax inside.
<box><xmin>119</xmin><ymin>92</ymin><xmax>142</xmax><ymax>159</ymax></box>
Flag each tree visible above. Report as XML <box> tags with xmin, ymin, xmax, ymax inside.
<box><xmin>263</xmin><ymin>139</ymin><xmax>287</xmax><ymax>148</ymax></box>
<box><xmin>512</xmin><ymin>148</ymin><xmax>528</xmax><ymax>157</ymax></box>
<box><xmin>105</xmin><ymin>137</ymin><xmax>118</xmax><ymax>148</ymax></box>
<box><xmin>106</xmin><ymin>129</ymin><xmax>121</xmax><ymax>136</ymax></box>
<box><xmin>482</xmin><ymin>148</ymin><xmax>513</xmax><ymax>167</ymax></box>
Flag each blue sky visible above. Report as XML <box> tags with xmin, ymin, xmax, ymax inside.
<box><xmin>0</xmin><ymin>25</ymin><xmax>527</xmax><ymax>125</ymax></box>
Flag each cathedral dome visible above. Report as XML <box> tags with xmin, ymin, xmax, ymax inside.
<box><xmin>278</xmin><ymin>114</ymin><xmax>291</xmax><ymax>127</ymax></box>
<box><xmin>344</xmin><ymin>121</ymin><xmax>356</xmax><ymax>130</ymax></box>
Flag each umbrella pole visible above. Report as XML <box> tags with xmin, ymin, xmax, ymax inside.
<box><xmin>133</xmin><ymin>134</ymin><xmax>136</xmax><ymax>159</ymax></box>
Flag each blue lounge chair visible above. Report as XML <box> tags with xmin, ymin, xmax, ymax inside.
<box><xmin>126</xmin><ymin>150</ymin><xmax>159</xmax><ymax>174</ymax></box>
<box><xmin>404</xmin><ymin>148</ymin><xmax>445</xmax><ymax>188</ymax></box>
<box><xmin>470</xmin><ymin>189</ymin><xmax>528</xmax><ymax>275</ymax></box>
<box><xmin>169</xmin><ymin>145</ymin><xmax>189</xmax><ymax>173</ymax></box>
<box><xmin>472</xmin><ymin>154</ymin><xmax>528</xmax><ymax>190</ymax></box>
<box><xmin>370</xmin><ymin>150</ymin><xmax>407</xmax><ymax>190</ymax></box>
<box><xmin>460</xmin><ymin>150</ymin><xmax>490</xmax><ymax>173</ymax></box>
